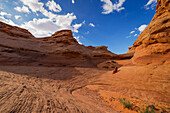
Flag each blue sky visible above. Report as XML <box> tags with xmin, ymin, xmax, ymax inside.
<box><xmin>0</xmin><ymin>0</ymin><xmax>157</xmax><ymax>54</ymax></box>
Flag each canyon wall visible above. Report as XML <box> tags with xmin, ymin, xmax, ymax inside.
<box><xmin>129</xmin><ymin>0</ymin><xmax>170</xmax><ymax>65</ymax></box>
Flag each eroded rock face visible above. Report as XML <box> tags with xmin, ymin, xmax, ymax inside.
<box><xmin>0</xmin><ymin>22</ymin><xmax>35</xmax><ymax>39</ymax></box>
<box><xmin>51</xmin><ymin>30</ymin><xmax>79</xmax><ymax>45</ymax></box>
<box><xmin>130</xmin><ymin>0</ymin><xmax>170</xmax><ymax>65</ymax></box>
<box><xmin>87</xmin><ymin>46</ymin><xmax>108</xmax><ymax>51</ymax></box>
<box><xmin>0</xmin><ymin>22</ymin><xmax>117</xmax><ymax>67</ymax></box>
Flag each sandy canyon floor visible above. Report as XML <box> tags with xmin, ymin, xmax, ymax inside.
<box><xmin>0</xmin><ymin>60</ymin><xmax>169</xmax><ymax>113</ymax></box>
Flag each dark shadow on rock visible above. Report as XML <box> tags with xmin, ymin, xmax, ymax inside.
<box><xmin>0</xmin><ymin>65</ymin><xmax>88</xmax><ymax>80</ymax></box>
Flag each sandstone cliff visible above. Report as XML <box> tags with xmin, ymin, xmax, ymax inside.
<box><xmin>129</xmin><ymin>0</ymin><xmax>170</xmax><ymax>65</ymax></box>
<box><xmin>95</xmin><ymin>1</ymin><xmax>170</xmax><ymax>112</ymax></box>
<box><xmin>0</xmin><ymin>22</ymin><xmax>117</xmax><ymax>67</ymax></box>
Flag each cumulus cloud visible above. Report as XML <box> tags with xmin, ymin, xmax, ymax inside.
<box><xmin>20</xmin><ymin>0</ymin><xmax>44</xmax><ymax>13</ymax></box>
<box><xmin>15</xmin><ymin>15</ymin><xmax>21</xmax><ymax>20</ymax></box>
<box><xmin>73</xmin><ymin>23</ymin><xmax>83</xmax><ymax>33</ymax></box>
<box><xmin>0</xmin><ymin>16</ymin><xmax>17</xmax><ymax>26</ymax></box>
<box><xmin>20</xmin><ymin>13</ymin><xmax>80</xmax><ymax>37</ymax></box>
<box><xmin>14</xmin><ymin>6</ymin><xmax>31</xmax><ymax>13</ymax></box>
<box><xmin>138</xmin><ymin>24</ymin><xmax>147</xmax><ymax>32</ymax></box>
<box><xmin>0</xmin><ymin>11</ymin><xmax>11</xmax><ymax>17</ymax></box>
<box><xmin>89</xmin><ymin>23</ymin><xmax>95</xmax><ymax>27</ymax></box>
<box><xmin>72</xmin><ymin>0</ymin><xmax>75</xmax><ymax>4</ymax></box>
<box><xmin>144</xmin><ymin>0</ymin><xmax>157</xmax><ymax>10</ymax></box>
<box><xmin>46</xmin><ymin>0</ymin><xmax>62</xmax><ymax>12</ymax></box>
<box><xmin>0</xmin><ymin>11</ymin><xmax>17</xmax><ymax>26</ymax></box>
<box><xmin>17</xmin><ymin>0</ymin><xmax>83</xmax><ymax>37</ymax></box>
<box><xmin>73</xmin><ymin>21</ymin><xmax>85</xmax><ymax>33</ymax></box>
<box><xmin>21</xmin><ymin>18</ymin><xmax>59</xmax><ymax>37</ymax></box>
<box><xmin>1</xmin><ymin>0</ymin><xmax>84</xmax><ymax>43</ymax></box>
<box><xmin>130</xmin><ymin>30</ymin><xmax>135</xmax><ymax>34</ymax></box>
<box><xmin>101</xmin><ymin>0</ymin><xmax>126</xmax><ymax>14</ymax></box>
<box><xmin>19</xmin><ymin>0</ymin><xmax>58</xmax><ymax>19</ymax></box>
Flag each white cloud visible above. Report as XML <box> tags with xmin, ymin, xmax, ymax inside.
<box><xmin>0</xmin><ymin>11</ymin><xmax>17</xmax><ymax>26</ymax></box>
<box><xmin>72</xmin><ymin>0</ymin><xmax>75</xmax><ymax>4</ymax></box>
<box><xmin>0</xmin><ymin>12</ymin><xmax>11</xmax><ymax>17</ymax></box>
<box><xmin>73</xmin><ymin>21</ymin><xmax>85</xmax><ymax>33</ymax></box>
<box><xmin>15</xmin><ymin>15</ymin><xmax>21</xmax><ymax>20</ymax></box>
<box><xmin>126</xmin><ymin>30</ymin><xmax>136</xmax><ymax>38</ymax></box>
<box><xmin>145</xmin><ymin>0</ymin><xmax>157</xmax><ymax>7</ymax></box>
<box><xmin>138</xmin><ymin>24</ymin><xmax>147</xmax><ymax>32</ymax></box>
<box><xmin>73</xmin><ymin>23</ymin><xmax>82</xmax><ymax>33</ymax></box>
<box><xmin>20</xmin><ymin>13</ymin><xmax>79</xmax><ymax>37</ymax></box>
<box><xmin>101</xmin><ymin>0</ymin><xmax>126</xmax><ymax>14</ymax></box>
<box><xmin>46</xmin><ymin>0</ymin><xmax>62</xmax><ymax>12</ymax></box>
<box><xmin>126</xmin><ymin>24</ymin><xmax>148</xmax><ymax>38</ymax></box>
<box><xmin>134</xmin><ymin>34</ymin><xmax>137</xmax><ymax>37</ymax></box>
<box><xmin>19</xmin><ymin>0</ymin><xmax>57</xmax><ymax>19</ymax></box>
<box><xmin>9</xmin><ymin>0</ymin><xmax>83</xmax><ymax>39</ymax></box>
<box><xmin>130</xmin><ymin>30</ymin><xmax>135</xmax><ymax>34</ymax></box>
<box><xmin>89</xmin><ymin>23</ymin><xmax>95</xmax><ymax>27</ymax></box>
<box><xmin>74</xmin><ymin>36</ymin><xmax>82</xmax><ymax>44</ymax></box>
<box><xmin>21</xmin><ymin>18</ymin><xmax>59</xmax><ymax>37</ymax></box>
<box><xmin>0</xmin><ymin>16</ymin><xmax>17</xmax><ymax>26</ymax></box>
<box><xmin>144</xmin><ymin>0</ymin><xmax>157</xmax><ymax>10</ymax></box>
<box><xmin>20</xmin><ymin>0</ymin><xmax>44</xmax><ymax>13</ymax></box>
<box><xmin>14</xmin><ymin>6</ymin><xmax>31</xmax><ymax>13</ymax></box>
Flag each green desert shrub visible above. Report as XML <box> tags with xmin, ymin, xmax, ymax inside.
<box><xmin>111</xmin><ymin>66</ymin><xmax>115</xmax><ymax>68</ymax></box>
<box><xmin>140</xmin><ymin>106</ymin><xmax>155</xmax><ymax>113</ymax></box>
<box><xmin>103</xmin><ymin>66</ymin><xmax>109</xmax><ymax>69</ymax></box>
<box><xmin>112</xmin><ymin>60</ymin><xmax>116</xmax><ymax>63</ymax></box>
<box><xmin>119</xmin><ymin>98</ymin><xmax>132</xmax><ymax>109</ymax></box>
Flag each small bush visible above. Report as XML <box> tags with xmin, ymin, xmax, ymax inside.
<box><xmin>111</xmin><ymin>66</ymin><xmax>115</xmax><ymax>68</ymax></box>
<box><xmin>103</xmin><ymin>66</ymin><xmax>109</xmax><ymax>69</ymax></box>
<box><xmin>112</xmin><ymin>60</ymin><xmax>116</xmax><ymax>63</ymax></box>
<box><xmin>119</xmin><ymin>98</ymin><xmax>132</xmax><ymax>109</ymax></box>
<box><xmin>140</xmin><ymin>106</ymin><xmax>155</xmax><ymax>113</ymax></box>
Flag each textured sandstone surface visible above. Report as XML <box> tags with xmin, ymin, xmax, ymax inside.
<box><xmin>0</xmin><ymin>22</ymin><xmax>119</xmax><ymax>113</ymax></box>
<box><xmin>0</xmin><ymin>22</ymin><xmax>117</xmax><ymax>67</ymax></box>
<box><xmin>128</xmin><ymin>0</ymin><xmax>170</xmax><ymax>64</ymax></box>
<box><xmin>0</xmin><ymin>66</ymin><xmax>117</xmax><ymax>113</ymax></box>
<box><xmin>88</xmin><ymin>1</ymin><xmax>170</xmax><ymax>112</ymax></box>
<box><xmin>0</xmin><ymin>22</ymin><xmax>34</xmax><ymax>39</ymax></box>
<box><xmin>0</xmin><ymin>0</ymin><xmax>170</xmax><ymax>112</ymax></box>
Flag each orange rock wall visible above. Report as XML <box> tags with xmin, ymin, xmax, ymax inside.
<box><xmin>130</xmin><ymin>0</ymin><xmax>170</xmax><ymax>64</ymax></box>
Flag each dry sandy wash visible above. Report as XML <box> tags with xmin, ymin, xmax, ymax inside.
<box><xmin>0</xmin><ymin>59</ymin><xmax>169</xmax><ymax>113</ymax></box>
<box><xmin>0</xmin><ymin>66</ymin><xmax>117</xmax><ymax>113</ymax></box>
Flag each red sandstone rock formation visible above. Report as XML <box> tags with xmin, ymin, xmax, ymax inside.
<box><xmin>0</xmin><ymin>22</ymin><xmax>117</xmax><ymax>67</ymax></box>
<box><xmin>129</xmin><ymin>0</ymin><xmax>170</xmax><ymax>65</ymax></box>
<box><xmin>0</xmin><ymin>22</ymin><xmax>34</xmax><ymax>39</ymax></box>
